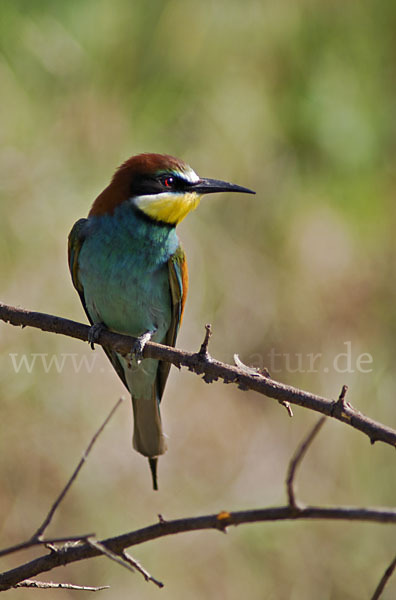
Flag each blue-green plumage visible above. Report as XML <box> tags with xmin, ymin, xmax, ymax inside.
<box><xmin>69</xmin><ymin>201</ymin><xmax>185</xmax><ymax>487</ymax></box>
<box><xmin>68</xmin><ymin>152</ymin><xmax>254</xmax><ymax>489</ymax></box>
<box><xmin>77</xmin><ymin>203</ymin><xmax>178</xmax><ymax>337</ymax></box>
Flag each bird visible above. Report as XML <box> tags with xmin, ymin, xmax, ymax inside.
<box><xmin>68</xmin><ymin>153</ymin><xmax>255</xmax><ymax>490</ymax></box>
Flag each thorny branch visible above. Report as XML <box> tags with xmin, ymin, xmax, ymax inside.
<box><xmin>1</xmin><ymin>302</ymin><xmax>396</xmax><ymax>448</ymax></box>
<box><xmin>0</xmin><ymin>419</ymin><xmax>394</xmax><ymax>595</ymax></box>
<box><xmin>1</xmin><ymin>507</ymin><xmax>396</xmax><ymax>591</ymax></box>
<box><xmin>1</xmin><ymin>302</ymin><xmax>396</xmax><ymax>596</ymax></box>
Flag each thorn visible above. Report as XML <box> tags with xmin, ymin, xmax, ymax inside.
<box><xmin>279</xmin><ymin>400</ymin><xmax>293</xmax><ymax>418</ymax></box>
<box><xmin>332</xmin><ymin>384</ymin><xmax>353</xmax><ymax>421</ymax></box>
<box><xmin>234</xmin><ymin>354</ymin><xmax>269</xmax><ymax>377</ymax></box>
<box><xmin>338</xmin><ymin>384</ymin><xmax>348</xmax><ymax>406</ymax></box>
<box><xmin>198</xmin><ymin>324</ymin><xmax>212</xmax><ymax>358</ymax></box>
<box><xmin>158</xmin><ymin>514</ymin><xmax>166</xmax><ymax>524</ymax></box>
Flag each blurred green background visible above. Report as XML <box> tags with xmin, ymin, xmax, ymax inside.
<box><xmin>1</xmin><ymin>0</ymin><xmax>395</xmax><ymax>598</ymax></box>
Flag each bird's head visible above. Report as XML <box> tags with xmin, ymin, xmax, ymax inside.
<box><xmin>89</xmin><ymin>153</ymin><xmax>255</xmax><ymax>225</ymax></box>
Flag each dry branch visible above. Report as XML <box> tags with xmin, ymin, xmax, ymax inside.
<box><xmin>1</xmin><ymin>302</ymin><xmax>396</xmax><ymax>595</ymax></box>
<box><xmin>1</xmin><ymin>302</ymin><xmax>396</xmax><ymax>448</ymax></box>
<box><xmin>1</xmin><ymin>505</ymin><xmax>396</xmax><ymax>591</ymax></box>
<box><xmin>0</xmin><ymin>386</ymin><xmax>394</xmax><ymax>593</ymax></box>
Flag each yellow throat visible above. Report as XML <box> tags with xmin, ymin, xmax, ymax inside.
<box><xmin>135</xmin><ymin>191</ymin><xmax>201</xmax><ymax>225</ymax></box>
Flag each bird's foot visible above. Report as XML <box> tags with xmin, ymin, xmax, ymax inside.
<box><xmin>127</xmin><ymin>329</ymin><xmax>156</xmax><ymax>366</ymax></box>
<box><xmin>88</xmin><ymin>322</ymin><xmax>106</xmax><ymax>350</ymax></box>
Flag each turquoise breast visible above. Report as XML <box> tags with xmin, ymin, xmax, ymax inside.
<box><xmin>78</xmin><ymin>202</ymin><xmax>179</xmax><ymax>342</ymax></box>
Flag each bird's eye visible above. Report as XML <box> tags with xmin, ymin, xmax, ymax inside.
<box><xmin>163</xmin><ymin>176</ymin><xmax>174</xmax><ymax>188</ymax></box>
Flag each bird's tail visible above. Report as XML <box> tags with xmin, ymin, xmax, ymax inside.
<box><xmin>131</xmin><ymin>392</ymin><xmax>167</xmax><ymax>490</ymax></box>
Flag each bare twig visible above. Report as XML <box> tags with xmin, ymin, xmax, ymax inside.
<box><xmin>15</xmin><ymin>579</ymin><xmax>109</xmax><ymax>591</ymax></box>
<box><xmin>286</xmin><ymin>417</ymin><xmax>326</xmax><ymax>508</ymax></box>
<box><xmin>0</xmin><ymin>398</ymin><xmax>123</xmax><ymax>561</ymax></box>
<box><xmin>0</xmin><ymin>393</ymin><xmax>394</xmax><ymax>592</ymax></box>
<box><xmin>32</xmin><ymin>398</ymin><xmax>123</xmax><ymax>540</ymax></box>
<box><xmin>371</xmin><ymin>555</ymin><xmax>396</xmax><ymax>600</ymax></box>
<box><xmin>122</xmin><ymin>550</ymin><xmax>164</xmax><ymax>588</ymax></box>
<box><xmin>1</xmin><ymin>303</ymin><xmax>394</xmax><ymax>448</ymax></box>
<box><xmin>0</xmin><ymin>504</ymin><xmax>395</xmax><ymax>591</ymax></box>
<box><xmin>86</xmin><ymin>537</ymin><xmax>163</xmax><ymax>589</ymax></box>
<box><xmin>85</xmin><ymin>538</ymin><xmax>136</xmax><ymax>574</ymax></box>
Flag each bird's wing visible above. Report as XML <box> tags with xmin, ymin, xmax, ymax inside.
<box><xmin>68</xmin><ymin>218</ymin><xmax>128</xmax><ymax>389</ymax></box>
<box><xmin>157</xmin><ymin>244</ymin><xmax>188</xmax><ymax>401</ymax></box>
<box><xmin>68</xmin><ymin>218</ymin><xmax>89</xmax><ymax>308</ymax></box>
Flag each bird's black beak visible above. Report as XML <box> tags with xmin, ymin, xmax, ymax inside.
<box><xmin>191</xmin><ymin>177</ymin><xmax>255</xmax><ymax>196</ymax></box>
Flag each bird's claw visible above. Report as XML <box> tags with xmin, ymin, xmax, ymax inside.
<box><xmin>88</xmin><ymin>323</ymin><xmax>106</xmax><ymax>349</ymax></box>
<box><xmin>127</xmin><ymin>330</ymin><xmax>155</xmax><ymax>366</ymax></box>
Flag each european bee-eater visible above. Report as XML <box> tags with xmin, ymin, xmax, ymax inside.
<box><xmin>68</xmin><ymin>153</ymin><xmax>254</xmax><ymax>489</ymax></box>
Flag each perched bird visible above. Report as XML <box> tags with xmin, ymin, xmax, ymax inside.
<box><xmin>68</xmin><ymin>153</ymin><xmax>254</xmax><ymax>489</ymax></box>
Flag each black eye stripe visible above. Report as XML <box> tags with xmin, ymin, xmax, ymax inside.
<box><xmin>158</xmin><ymin>174</ymin><xmax>189</xmax><ymax>191</ymax></box>
<box><xmin>131</xmin><ymin>173</ymin><xmax>191</xmax><ymax>197</ymax></box>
